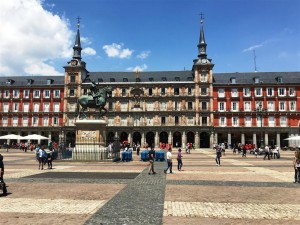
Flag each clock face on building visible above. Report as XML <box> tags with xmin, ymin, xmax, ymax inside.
<box><xmin>71</xmin><ymin>60</ymin><xmax>77</xmax><ymax>66</ymax></box>
<box><xmin>201</xmin><ymin>59</ymin><xmax>207</xmax><ymax>64</ymax></box>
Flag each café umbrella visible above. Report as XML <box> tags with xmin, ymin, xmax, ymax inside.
<box><xmin>0</xmin><ymin>134</ymin><xmax>23</xmax><ymax>140</ymax></box>
<box><xmin>20</xmin><ymin>134</ymin><xmax>50</xmax><ymax>140</ymax></box>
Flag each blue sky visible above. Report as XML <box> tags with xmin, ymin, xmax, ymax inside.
<box><xmin>0</xmin><ymin>0</ymin><xmax>299</xmax><ymax>76</ymax></box>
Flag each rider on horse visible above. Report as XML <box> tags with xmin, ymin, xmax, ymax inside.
<box><xmin>90</xmin><ymin>81</ymin><xmax>101</xmax><ymax>106</ymax></box>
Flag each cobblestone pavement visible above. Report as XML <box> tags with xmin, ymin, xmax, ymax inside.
<box><xmin>0</xmin><ymin>148</ymin><xmax>298</xmax><ymax>224</ymax></box>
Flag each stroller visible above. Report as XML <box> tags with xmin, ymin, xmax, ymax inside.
<box><xmin>0</xmin><ymin>179</ymin><xmax>7</xmax><ymax>195</ymax></box>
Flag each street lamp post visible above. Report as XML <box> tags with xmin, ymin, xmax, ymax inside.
<box><xmin>256</xmin><ymin>103</ymin><xmax>266</xmax><ymax>148</ymax></box>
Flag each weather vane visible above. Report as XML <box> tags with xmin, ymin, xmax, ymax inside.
<box><xmin>77</xmin><ymin>16</ymin><xmax>81</xmax><ymax>28</ymax></box>
<box><xmin>199</xmin><ymin>13</ymin><xmax>204</xmax><ymax>24</ymax></box>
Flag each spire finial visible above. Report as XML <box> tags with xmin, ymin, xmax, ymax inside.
<box><xmin>77</xmin><ymin>16</ymin><xmax>81</xmax><ymax>28</ymax></box>
<box><xmin>200</xmin><ymin>13</ymin><xmax>204</xmax><ymax>25</ymax></box>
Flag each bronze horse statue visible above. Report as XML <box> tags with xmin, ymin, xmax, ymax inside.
<box><xmin>76</xmin><ymin>86</ymin><xmax>112</xmax><ymax>119</ymax></box>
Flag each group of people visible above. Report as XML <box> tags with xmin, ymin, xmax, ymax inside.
<box><xmin>35</xmin><ymin>146</ymin><xmax>54</xmax><ymax>170</ymax></box>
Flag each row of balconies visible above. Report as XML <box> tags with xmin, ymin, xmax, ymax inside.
<box><xmin>1</xmin><ymin>110</ymin><xmax>62</xmax><ymax>114</ymax></box>
<box><xmin>217</xmin><ymin>94</ymin><xmax>297</xmax><ymax>99</ymax></box>
<box><xmin>0</xmin><ymin>123</ymin><xmax>60</xmax><ymax>127</ymax></box>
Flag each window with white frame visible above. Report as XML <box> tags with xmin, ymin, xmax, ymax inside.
<box><xmin>3</xmin><ymin>116</ymin><xmax>8</xmax><ymax>126</ymax></box>
<box><xmin>266</xmin><ymin>88</ymin><xmax>274</xmax><ymax>97</ymax></box>
<box><xmin>245</xmin><ymin>116</ymin><xmax>252</xmax><ymax>127</ymax></box>
<box><xmin>146</xmin><ymin>102</ymin><xmax>153</xmax><ymax>111</ymax></box>
<box><xmin>218</xmin><ymin>88</ymin><xmax>225</xmax><ymax>98</ymax></box>
<box><xmin>279</xmin><ymin>101</ymin><xmax>286</xmax><ymax>111</ymax></box>
<box><xmin>54</xmin><ymin>103</ymin><xmax>60</xmax><ymax>112</ymax></box>
<box><xmin>33</xmin><ymin>103</ymin><xmax>40</xmax><ymax>112</ymax></box>
<box><xmin>254</xmin><ymin>77</ymin><xmax>260</xmax><ymax>84</ymax></box>
<box><xmin>134</xmin><ymin>116</ymin><xmax>141</xmax><ymax>126</ymax></box>
<box><xmin>267</xmin><ymin>101</ymin><xmax>275</xmax><ymax>111</ymax></box>
<box><xmin>219</xmin><ymin>117</ymin><xmax>226</xmax><ymax>126</ymax></box>
<box><xmin>161</xmin><ymin>87</ymin><xmax>166</xmax><ymax>95</ymax></box>
<box><xmin>243</xmin><ymin>88</ymin><xmax>251</xmax><ymax>97</ymax></box>
<box><xmin>44</xmin><ymin>90</ymin><xmax>50</xmax><ymax>98</ymax></box>
<box><xmin>43</xmin><ymin>117</ymin><xmax>49</xmax><ymax>126</ymax></box>
<box><xmin>290</xmin><ymin>101</ymin><xmax>296</xmax><ymax>111</ymax></box>
<box><xmin>22</xmin><ymin>116</ymin><xmax>28</xmax><ymax>126</ymax></box>
<box><xmin>160</xmin><ymin>102</ymin><xmax>167</xmax><ymax>111</ymax></box>
<box><xmin>32</xmin><ymin>116</ymin><xmax>39</xmax><ymax>126</ymax></box>
<box><xmin>3</xmin><ymin>103</ymin><xmax>9</xmax><ymax>112</ymax></box>
<box><xmin>23</xmin><ymin>102</ymin><xmax>29</xmax><ymax>112</ymax></box>
<box><xmin>69</xmin><ymin>89</ymin><xmax>75</xmax><ymax>96</ymax></box>
<box><xmin>188</xmin><ymin>88</ymin><xmax>192</xmax><ymax>95</ymax></box>
<box><xmin>232</xmin><ymin>117</ymin><xmax>239</xmax><ymax>127</ymax></box>
<box><xmin>218</xmin><ymin>102</ymin><xmax>226</xmax><ymax>111</ymax></box>
<box><xmin>256</xmin><ymin>116</ymin><xmax>262</xmax><ymax>127</ymax></box>
<box><xmin>12</xmin><ymin>116</ymin><xmax>18</xmax><ymax>126</ymax></box>
<box><xmin>68</xmin><ymin>103</ymin><xmax>76</xmax><ymax>112</ymax></box>
<box><xmin>244</xmin><ymin>101</ymin><xmax>251</xmax><ymax>111</ymax></box>
<box><xmin>288</xmin><ymin>87</ymin><xmax>295</xmax><ymax>96</ymax></box>
<box><xmin>53</xmin><ymin>90</ymin><xmax>60</xmax><ymax>98</ymax></box>
<box><xmin>187</xmin><ymin>102</ymin><xmax>193</xmax><ymax>110</ymax></box>
<box><xmin>201</xmin><ymin>87</ymin><xmax>207</xmax><ymax>96</ymax></box>
<box><xmin>200</xmin><ymin>73</ymin><xmax>207</xmax><ymax>82</ymax></box>
<box><xmin>278</xmin><ymin>88</ymin><xmax>286</xmax><ymax>96</ymax></box>
<box><xmin>280</xmin><ymin>116</ymin><xmax>287</xmax><ymax>127</ymax></box>
<box><xmin>23</xmin><ymin>90</ymin><xmax>30</xmax><ymax>98</ymax></box>
<box><xmin>254</xmin><ymin>88</ymin><xmax>262</xmax><ymax>97</ymax></box>
<box><xmin>13</xmin><ymin>103</ymin><xmax>19</xmax><ymax>112</ymax></box>
<box><xmin>53</xmin><ymin>116</ymin><xmax>58</xmax><ymax>126</ymax></box>
<box><xmin>44</xmin><ymin>103</ymin><xmax>50</xmax><ymax>112</ymax></box>
<box><xmin>13</xmin><ymin>90</ymin><xmax>20</xmax><ymax>98</ymax></box>
<box><xmin>268</xmin><ymin>116</ymin><xmax>275</xmax><ymax>127</ymax></box>
<box><xmin>4</xmin><ymin>90</ymin><xmax>10</xmax><ymax>98</ymax></box>
<box><xmin>255</xmin><ymin>101</ymin><xmax>263</xmax><ymax>109</ymax></box>
<box><xmin>121</xmin><ymin>102</ymin><xmax>127</xmax><ymax>111</ymax></box>
<box><xmin>33</xmin><ymin>90</ymin><xmax>40</xmax><ymax>98</ymax></box>
<box><xmin>231</xmin><ymin>88</ymin><xmax>238</xmax><ymax>97</ymax></box>
<box><xmin>231</xmin><ymin>102</ymin><xmax>238</xmax><ymax>111</ymax></box>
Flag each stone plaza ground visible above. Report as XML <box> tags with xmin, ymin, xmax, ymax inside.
<box><xmin>0</xmin><ymin>147</ymin><xmax>299</xmax><ymax>225</ymax></box>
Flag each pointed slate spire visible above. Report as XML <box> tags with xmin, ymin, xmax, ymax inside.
<box><xmin>197</xmin><ymin>15</ymin><xmax>207</xmax><ymax>59</ymax></box>
<box><xmin>73</xmin><ymin>17</ymin><xmax>82</xmax><ymax>60</ymax></box>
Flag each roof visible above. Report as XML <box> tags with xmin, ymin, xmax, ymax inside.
<box><xmin>0</xmin><ymin>75</ymin><xmax>65</xmax><ymax>87</ymax></box>
<box><xmin>212</xmin><ymin>72</ymin><xmax>300</xmax><ymax>85</ymax></box>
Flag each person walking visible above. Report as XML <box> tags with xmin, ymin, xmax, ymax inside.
<box><xmin>0</xmin><ymin>154</ymin><xmax>7</xmax><ymax>195</ymax></box>
<box><xmin>264</xmin><ymin>145</ymin><xmax>270</xmax><ymax>160</ymax></box>
<box><xmin>293</xmin><ymin>151</ymin><xmax>300</xmax><ymax>183</ymax></box>
<box><xmin>164</xmin><ymin>147</ymin><xmax>173</xmax><ymax>174</ymax></box>
<box><xmin>148</xmin><ymin>147</ymin><xmax>156</xmax><ymax>175</ymax></box>
<box><xmin>47</xmin><ymin>149</ymin><xmax>53</xmax><ymax>169</ymax></box>
<box><xmin>177</xmin><ymin>148</ymin><xmax>183</xmax><ymax>171</ymax></box>
<box><xmin>216</xmin><ymin>145</ymin><xmax>222</xmax><ymax>166</ymax></box>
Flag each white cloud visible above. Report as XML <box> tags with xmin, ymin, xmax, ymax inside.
<box><xmin>102</xmin><ymin>43</ymin><xmax>133</xmax><ymax>59</ymax></box>
<box><xmin>242</xmin><ymin>44</ymin><xmax>263</xmax><ymax>52</ymax></box>
<box><xmin>82</xmin><ymin>47</ymin><xmax>96</xmax><ymax>56</ymax></box>
<box><xmin>81</xmin><ymin>37</ymin><xmax>92</xmax><ymax>45</ymax></box>
<box><xmin>137</xmin><ymin>50</ymin><xmax>151</xmax><ymax>59</ymax></box>
<box><xmin>0</xmin><ymin>0</ymin><xmax>73</xmax><ymax>76</ymax></box>
<box><xmin>126</xmin><ymin>64</ymin><xmax>148</xmax><ymax>72</ymax></box>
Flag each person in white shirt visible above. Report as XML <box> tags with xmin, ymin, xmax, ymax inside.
<box><xmin>264</xmin><ymin>145</ymin><xmax>270</xmax><ymax>160</ymax></box>
<box><xmin>164</xmin><ymin>148</ymin><xmax>173</xmax><ymax>174</ymax></box>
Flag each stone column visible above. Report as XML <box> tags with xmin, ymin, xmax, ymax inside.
<box><xmin>128</xmin><ymin>132</ymin><xmax>132</xmax><ymax>146</ymax></box>
<box><xmin>227</xmin><ymin>133</ymin><xmax>231</xmax><ymax>148</ymax></box>
<box><xmin>141</xmin><ymin>132</ymin><xmax>145</xmax><ymax>148</ymax></box>
<box><xmin>182</xmin><ymin>131</ymin><xmax>186</xmax><ymax>149</ymax></box>
<box><xmin>168</xmin><ymin>131</ymin><xmax>172</xmax><ymax>147</ymax></box>
<box><xmin>195</xmin><ymin>131</ymin><xmax>200</xmax><ymax>148</ymax></box>
<box><xmin>253</xmin><ymin>133</ymin><xmax>257</xmax><ymax>147</ymax></box>
<box><xmin>210</xmin><ymin>132</ymin><xmax>214</xmax><ymax>148</ymax></box>
<box><xmin>155</xmin><ymin>131</ymin><xmax>159</xmax><ymax>148</ymax></box>
<box><xmin>265</xmin><ymin>132</ymin><xmax>269</xmax><ymax>146</ymax></box>
<box><xmin>214</xmin><ymin>132</ymin><xmax>218</xmax><ymax>145</ymax></box>
<box><xmin>276</xmin><ymin>133</ymin><xmax>281</xmax><ymax>147</ymax></box>
<box><xmin>241</xmin><ymin>133</ymin><xmax>245</xmax><ymax>145</ymax></box>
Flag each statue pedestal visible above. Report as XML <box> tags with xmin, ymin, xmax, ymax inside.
<box><xmin>73</xmin><ymin>119</ymin><xmax>111</xmax><ymax>161</ymax></box>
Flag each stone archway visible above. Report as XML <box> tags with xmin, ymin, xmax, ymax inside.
<box><xmin>66</xmin><ymin>132</ymin><xmax>76</xmax><ymax>147</ymax></box>
<box><xmin>159</xmin><ymin>131</ymin><xmax>168</xmax><ymax>144</ymax></box>
<box><xmin>146</xmin><ymin>131</ymin><xmax>155</xmax><ymax>148</ymax></box>
<box><xmin>200</xmin><ymin>132</ymin><xmax>210</xmax><ymax>148</ymax></box>
<box><xmin>107</xmin><ymin>132</ymin><xmax>115</xmax><ymax>145</ymax></box>
<box><xmin>187</xmin><ymin>131</ymin><xmax>195</xmax><ymax>144</ymax></box>
<box><xmin>133</xmin><ymin>132</ymin><xmax>141</xmax><ymax>145</ymax></box>
<box><xmin>173</xmin><ymin>131</ymin><xmax>182</xmax><ymax>147</ymax></box>
<box><xmin>120</xmin><ymin>132</ymin><xmax>128</xmax><ymax>143</ymax></box>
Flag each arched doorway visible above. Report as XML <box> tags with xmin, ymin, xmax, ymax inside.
<box><xmin>173</xmin><ymin>131</ymin><xmax>182</xmax><ymax>147</ymax></box>
<box><xmin>146</xmin><ymin>132</ymin><xmax>155</xmax><ymax>148</ymax></box>
<box><xmin>159</xmin><ymin>131</ymin><xmax>168</xmax><ymax>144</ymax></box>
<box><xmin>107</xmin><ymin>132</ymin><xmax>115</xmax><ymax>145</ymax></box>
<box><xmin>66</xmin><ymin>132</ymin><xmax>76</xmax><ymax>147</ymax></box>
<box><xmin>187</xmin><ymin>131</ymin><xmax>195</xmax><ymax>144</ymax></box>
<box><xmin>133</xmin><ymin>132</ymin><xmax>141</xmax><ymax>145</ymax></box>
<box><xmin>200</xmin><ymin>132</ymin><xmax>210</xmax><ymax>148</ymax></box>
<box><xmin>120</xmin><ymin>132</ymin><xmax>128</xmax><ymax>143</ymax></box>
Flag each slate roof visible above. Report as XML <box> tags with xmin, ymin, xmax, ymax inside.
<box><xmin>0</xmin><ymin>75</ymin><xmax>65</xmax><ymax>87</ymax></box>
<box><xmin>213</xmin><ymin>72</ymin><xmax>300</xmax><ymax>85</ymax></box>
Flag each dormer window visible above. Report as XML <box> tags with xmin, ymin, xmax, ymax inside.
<box><xmin>175</xmin><ymin>77</ymin><xmax>180</xmax><ymax>81</ymax></box>
<box><xmin>230</xmin><ymin>77</ymin><xmax>236</xmax><ymax>84</ymax></box>
<box><xmin>7</xmin><ymin>79</ymin><xmax>14</xmax><ymax>85</ymax></box>
<box><xmin>162</xmin><ymin>77</ymin><xmax>167</xmax><ymax>81</ymax></box>
<box><xmin>98</xmin><ymin>78</ymin><xmax>103</xmax><ymax>83</ymax></box>
<box><xmin>136</xmin><ymin>78</ymin><xmax>141</xmax><ymax>82</ymax></box>
<box><xmin>149</xmin><ymin>77</ymin><xmax>154</xmax><ymax>82</ymax></box>
<box><xmin>27</xmin><ymin>79</ymin><xmax>33</xmax><ymax>85</ymax></box>
<box><xmin>277</xmin><ymin>76</ymin><xmax>283</xmax><ymax>83</ymax></box>
<box><xmin>110</xmin><ymin>78</ymin><xmax>115</xmax><ymax>82</ymax></box>
<box><xmin>46</xmin><ymin>79</ymin><xmax>53</xmax><ymax>85</ymax></box>
<box><xmin>254</xmin><ymin>77</ymin><xmax>260</xmax><ymax>84</ymax></box>
<box><xmin>123</xmin><ymin>78</ymin><xmax>128</xmax><ymax>82</ymax></box>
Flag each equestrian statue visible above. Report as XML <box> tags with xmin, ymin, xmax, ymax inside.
<box><xmin>76</xmin><ymin>81</ymin><xmax>112</xmax><ymax>119</ymax></box>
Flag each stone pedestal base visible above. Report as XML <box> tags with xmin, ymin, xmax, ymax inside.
<box><xmin>73</xmin><ymin>119</ymin><xmax>111</xmax><ymax>161</ymax></box>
